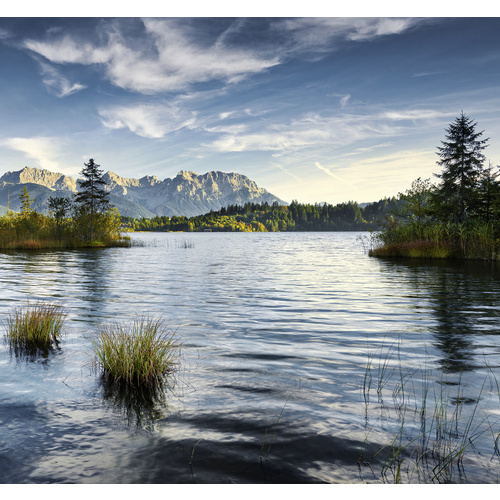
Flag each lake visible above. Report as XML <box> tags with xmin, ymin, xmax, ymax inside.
<box><xmin>1</xmin><ymin>231</ymin><xmax>500</xmax><ymax>483</ymax></box>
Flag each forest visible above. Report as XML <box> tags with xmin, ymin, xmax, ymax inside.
<box><xmin>122</xmin><ymin>197</ymin><xmax>400</xmax><ymax>233</ymax></box>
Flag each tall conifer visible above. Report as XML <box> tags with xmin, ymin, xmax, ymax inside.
<box><xmin>435</xmin><ymin>112</ymin><xmax>488</xmax><ymax>221</ymax></box>
<box><xmin>74</xmin><ymin>158</ymin><xmax>110</xmax><ymax>241</ymax></box>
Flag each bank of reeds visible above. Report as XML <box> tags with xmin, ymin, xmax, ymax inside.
<box><xmin>369</xmin><ymin>219</ymin><xmax>500</xmax><ymax>260</ymax></box>
<box><xmin>92</xmin><ymin>316</ymin><xmax>180</xmax><ymax>388</ymax></box>
<box><xmin>361</xmin><ymin>341</ymin><xmax>500</xmax><ymax>483</ymax></box>
<box><xmin>5</xmin><ymin>302</ymin><xmax>66</xmax><ymax>350</ymax></box>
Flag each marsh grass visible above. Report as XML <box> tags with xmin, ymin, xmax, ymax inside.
<box><xmin>370</xmin><ymin>219</ymin><xmax>500</xmax><ymax>261</ymax></box>
<box><xmin>92</xmin><ymin>316</ymin><xmax>180</xmax><ymax>388</ymax></box>
<box><xmin>361</xmin><ymin>342</ymin><xmax>500</xmax><ymax>483</ymax></box>
<box><xmin>5</xmin><ymin>302</ymin><xmax>66</xmax><ymax>352</ymax></box>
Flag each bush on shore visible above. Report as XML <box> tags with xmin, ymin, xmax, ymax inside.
<box><xmin>0</xmin><ymin>207</ymin><xmax>128</xmax><ymax>250</ymax></box>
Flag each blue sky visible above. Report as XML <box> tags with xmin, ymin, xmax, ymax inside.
<box><xmin>1</xmin><ymin>10</ymin><xmax>500</xmax><ymax>204</ymax></box>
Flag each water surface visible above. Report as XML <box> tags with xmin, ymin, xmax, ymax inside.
<box><xmin>1</xmin><ymin>232</ymin><xmax>499</xmax><ymax>483</ymax></box>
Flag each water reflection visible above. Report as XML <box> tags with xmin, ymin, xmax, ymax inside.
<box><xmin>7</xmin><ymin>341</ymin><xmax>62</xmax><ymax>365</ymax></box>
<box><xmin>99</xmin><ymin>377</ymin><xmax>170</xmax><ymax>429</ymax></box>
<box><xmin>379</xmin><ymin>258</ymin><xmax>500</xmax><ymax>373</ymax></box>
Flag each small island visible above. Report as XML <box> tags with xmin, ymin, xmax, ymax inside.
<box><xmin>0</xmin><ymin>159</ymin><xmax>127</xmax><ymax>250</ymax></box>
<box><xmin>370</xmin><ymin>113</ymin><xmax>500</xmax><ymax>261</ymax></box>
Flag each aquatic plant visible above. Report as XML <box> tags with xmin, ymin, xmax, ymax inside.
<box><xmin>361</xmin><ymin>342</ymin><xmax>500</xmax><ymax>483</ymax></box>
<box><xmin>92</xmin><ymin>316</ymin><xmax>180</xmax><ymax>388</ymax></box>
<box><xmin>5</xmin><ymin>301</ymin><xmax>66</xmax><ymax>350</ymax></box>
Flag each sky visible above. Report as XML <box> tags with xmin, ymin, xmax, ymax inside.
<box><xmin>1</xmin><ymin>7</ymin><xmax>500</xmax><ymax>204</ymax></box>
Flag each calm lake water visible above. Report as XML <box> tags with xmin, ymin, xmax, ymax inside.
<box><xmin>1</xmin><ymin>231</ymin><xmax>500</xmax><ymax>484</ymax></box>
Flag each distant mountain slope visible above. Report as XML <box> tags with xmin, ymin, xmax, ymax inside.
<box><xmin>0</xmin><ymin>182</ymin><xmax>74</xmax><ymax>214</ymax></box>
<box><xmin>0</xmin><ymin>167</ymin><xmax>286</xmax><ymax>218</ymax></box>
<box><xmin>0</xmin><ymin>166</ymin><xmax>77</xmax><ymax>191</ymax></box>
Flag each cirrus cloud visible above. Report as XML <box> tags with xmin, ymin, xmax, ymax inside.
<box><xmin>38</xmin><ymin>61</ymin><xmax>86</xmax><ymax>97</ymax></box>
<box><xmin>99</xmin><ymin>103</ymin><xmax>197</xmax><ymax>139</ymax></box>
<box><xmin>24</xmin><ymin>18</ymin><xmax>280</xmax><ymax>94</ymax></box>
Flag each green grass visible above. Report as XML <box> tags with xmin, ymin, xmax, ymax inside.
<box><xmin>5</xmin><ymin>301</ymin><xmax>66</xmax><ymax>350</ymax></box>
<box><xmin>92</xmin><ymin>316</ymin><xmax>180</xmax><ymax>388</ymax></box>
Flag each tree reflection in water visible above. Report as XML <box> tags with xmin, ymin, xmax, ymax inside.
<box><xmin>380</xmin><ymin>258</ymin><xmax>500</xmax><ymax>374</ymax></box>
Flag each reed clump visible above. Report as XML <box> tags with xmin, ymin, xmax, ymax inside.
<box><xmin>92</xmin><ymin>316</ymin><xmax>180</xmax><ymax>388</ymax></box>
<box><xmin>6</xmin><ymin>302</ymin><xmax>67</xmax><ymax>350</ymax></box>
<box><xmin>361</xmin><ymin>341</ymin><xmax>500</xmax><ymax>483</ymax></box>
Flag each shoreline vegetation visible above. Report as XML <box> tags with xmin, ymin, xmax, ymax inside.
<box><xmin>0</xmin><ymin>205</ymin><xmax>128</xmax><ymax>250</ymax></box>
<box><xmin>370</xmin><ymin>113</ymin><xmax>500</xmax><ymax>261</ymax></box>
<box><xmin>0</xmin><ymin>158</ymin><xmax>128</xmax><ymax>250</ymax></box>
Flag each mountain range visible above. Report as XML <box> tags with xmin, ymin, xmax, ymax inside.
<box><xmin>0</xmin><ymin>167</ymin><xmax>286</xmax><ymax>218</ymax></box>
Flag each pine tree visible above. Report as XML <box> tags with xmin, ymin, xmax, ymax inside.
<box><xmin>74</xmin><ymin>158</ymin><xmax>110</xmax><ymax>241</ymax></box>
<box><xmin>19</xmin><ymin>186</ymin><xmax>34</xmax><ymax>214</ymax></box>
<box><xmin>435</xmin><ymin>112</ymin><xmax>488</xmax><ymax>222</ymax></box>
<box><xmin>477</xmin><ymin>161</ymin><xmax>500</xmax><ymax>222</ymax></box>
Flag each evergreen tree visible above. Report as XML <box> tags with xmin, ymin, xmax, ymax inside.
<box><xmin>19</xmin><ymin>186</ymin><xmax>34</xmax><ymax>214</ymax></box>
<box><xmin>434</xmin><ymin>112</ymin><xmax>488</xmax><ymax>222</ymax></box>
<box><xmin>477</xmin><ymin>161</ymin><xmax>500</xmax><ymax>222</ymax></box>
<box><xmin>74</xmin><ymin>158</ymin><xmax>110</xmax><ymax>241</ymax></box>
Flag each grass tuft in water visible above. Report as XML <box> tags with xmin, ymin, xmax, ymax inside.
<box><xmin>92</xmin><ymin>316</ymin><xmax>180</xmax><ymax>388</ymax></box>
<box><xmin>5</xmin><ymin>301</ymin><xmax>66</xmax><ymax>350</ymax></box>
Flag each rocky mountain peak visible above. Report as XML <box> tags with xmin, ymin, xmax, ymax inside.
<box><xmin>0</xmin><ymin>166</ymin><xmax>77</xmax><ymax>191</ymax></box>
<box><xmin>175</xmin><ymin>170</ymin><xmax>198</xmax><ymax>181</ymax></box>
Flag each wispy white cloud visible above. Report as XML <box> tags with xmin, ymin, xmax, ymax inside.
<box><xmin>274</xmin><ymin>163</ymin><xmax>302</xmax><ymax>181</ymax></box>
<box><xmin>24</xmin><ymin>18</ymin><xmax>280</xmax><ymax>94</ymax></box>
<box><xmin>24</xmin><ymin>35</ymin><xmax>110</xmax><ymax>64</ymax></box>
<box><xmin>99</xmin><ymin>103</ymin><xmax>197</xmax><ymax>139</ymax></box>
<box><xmin>21</xmin><ymin>18</ymin><xmax>428</xmax><ymax>96</ymax></box>
<box><xmin>383</xmin><ymin>109</ymin><xmax>446</xmax><ymax>121</ymax></box>
<box><xmin>275</xmin><ymin>17</ymin><xmax>426</xmax><ymax>53</ymax></box>
<box><xmin>0</xmin><ymin>28</ymin><xmax>11</xmax><ymax>39</ymax></box>
<box><xmin>340</xmin><ymin>142</ymin><xmax>393</xmax><ymax>157</ymax></box>
<box><xmin>340</xmin><ymin>94</ymin><xmax>351</xmax><ymax>108</ymax></box>
<box><xmin>205</xmin><ymin>112</ymin><xmax>406</xmax><ymax>154</ymax></box>
<box><xmin>412</xmin><ymin>70</ymin><xmax>447</xmax><ymax>78</ymax></box>
<box><xmin>204</xmin><ymin>123</ymin><xmax>248</xmax><ymax>135</ymax></box>
<box><xmin>38</xmin><ymin>61</ymin><xmax>86</xmax><ymax>97</ymax></box>
<box><xmin>314</xmin><ymin>161</ymin><xmax>358</xmax><ymax>191</ymax></box>
<box><xmin>3</xmin><ymin>136</ymin><xmax>66</xmax><ymax>172</ymax></box>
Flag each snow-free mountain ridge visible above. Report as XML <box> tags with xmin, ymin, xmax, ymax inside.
<box><xmin>0</xmin><ymin>167</ymin><xmax>286</xmax><ymax>218</ymax></box>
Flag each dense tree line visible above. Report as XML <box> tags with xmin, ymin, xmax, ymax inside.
<box><xmin>123</xmin><ymin>198</ymin><xmax>400</xmax><ymax>233</ymax></box>
<box><xmin>373</xmin><ymin>112</ymin><xmax>500</xmax><ymax>260</ymax></box>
